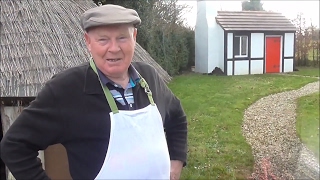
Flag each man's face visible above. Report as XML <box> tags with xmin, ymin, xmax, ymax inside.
<box><xmin>84</xmin><ymin>24</ymin><xmax>137</xmax><ymax>78</ymax></box>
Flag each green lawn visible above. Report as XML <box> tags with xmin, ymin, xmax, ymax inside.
<box><xmin>296</xmin><ymin>92</ymin><xmax>320</xmax><ymax>160</ymax></box>
<box><xmin>167</xmin><ymin>73</ymin><xmax>317</xmax><ymax>179</ymax></box>
<box><xmin>289</xmin><ymin>66</ymin><xmax>319</xmax><ymax>77</ymax></box>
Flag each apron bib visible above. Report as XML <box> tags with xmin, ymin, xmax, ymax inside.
<box><xmin>89</xmin><ymin>60</ymin><xmax>171</xmax><ymax>179</ymax></box>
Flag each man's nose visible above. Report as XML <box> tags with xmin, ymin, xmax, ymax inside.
<box><xmin>108</xmin><ymin>40</ymin><xmax>121</xmax><ymax>52</ymax></box>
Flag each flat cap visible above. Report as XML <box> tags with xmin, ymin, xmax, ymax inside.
<box><xmin>80</xmin><ymin>4</ymin><xmax>141</xmax><ymax>31</ymax></box>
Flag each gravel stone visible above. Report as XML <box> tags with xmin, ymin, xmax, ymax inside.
<box><xmin>242</xmin><ymin>79</ymin><xmax>319</xmax><ymax>179</ymax></box>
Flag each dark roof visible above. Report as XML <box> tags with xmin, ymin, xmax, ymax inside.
<box><xmin>215</xmin><ymin>11</ymin><xmax>297</xmax><ymax>31</ymax></box>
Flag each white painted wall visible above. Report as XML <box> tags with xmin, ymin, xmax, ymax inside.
<box><xmin>227</xmin><ymin>33</ymin><xmax>233</xmax><ymax>59</ymax></box>
<box><xmin>207</xmin><ymin>20</ymin><xmax>224</xmax><ymax>72</ymax></box>
<box><xmin>227</xmin><ymin>61</ymin><xmax>233</xmax><ymax>75</ymax></box>
<box><xmin>251</xmin><ymin>33</ymin><xmax>264</xmax><ymax>58</ymax></box>
<box><xmin>195</xmin><ymin>1</ymin><xmax>208</xmax><ymax>73</ymax></box>
<box><xmin>283</xmin><ymin>33</ymin><xmax>294</xmax><ymax>73</ymax></box>
<box><xmin>218</xmin><ymin>28</ymin><xmax>225</xmax><ymax>71</ymax></box>
<box><xmin>284</xmin><ymin>59</ymin><xmax>294</xmax><ymax>72</ymax></box>
<box><xmin>251</xmin><ymin>60</ymin><xmax>264</xmax><ymax>74</ymax></box>
<box><xmin>250</xmin><ymin>33</ymin><xmax>264</xmax><ymax>75</ymax></box>
<box><xmin>234</xmin><ymin>60</ymin><xmax>249</xmax><ymax>75</ymax></box>
<box><xmin>284</xmin><ymin>33</ymin><xmax>294</xmax><ymax>57</ymax></box>
<box><xmin>195</xmin><ymin>0</ymin><xmax>224</xmax><ymax>73</ymax></box>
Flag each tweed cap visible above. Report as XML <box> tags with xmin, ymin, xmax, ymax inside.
<box><xmin>80</xmin><ymin>4</ymin><xmax>141</xmax><ymax>31</ymax></box>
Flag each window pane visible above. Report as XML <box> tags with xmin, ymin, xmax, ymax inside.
<box><xmin>241</xmin><ymin>36</ymin><xmax>248</xmax><ymax>56</ymax></box>
<box><xmin>234</xmin><ymin>36</ymin><xmax>240</xmax><ymax>56</ymax></box>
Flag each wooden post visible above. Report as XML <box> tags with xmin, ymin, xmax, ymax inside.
<box><xmin>1</xmin><ymin>105</ymin><xmax>45</xmax><ymax>180</ymax></box>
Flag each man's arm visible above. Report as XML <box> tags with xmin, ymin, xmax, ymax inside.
<box><xmin>165</xmin><ymin>94</ymin><xmax>188</xmax><ymax>180</ymax></box>
<box><xmin>170</xmin><ymin>160</ymin><xmax>184</xmax><ymax>180</ymax></box>
<box><xmin>152</xmin><ymin>73</ymin><xmax>187</xmax><ymax>179</ymax></box>
<box><xmin>0</xmin><ymin>82</ymin><xmax>64</xmax><ymax>180</ymax></box>
<box><xmin>165</xmin><ymin>94</ymin><xmax>188</xmax><ymax>162</ymax></box>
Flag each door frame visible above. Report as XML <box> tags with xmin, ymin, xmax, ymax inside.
<box><xmin>264</xmin><ymin>35</ymin><xmax>283</xmax><ymax>73</ymax></box>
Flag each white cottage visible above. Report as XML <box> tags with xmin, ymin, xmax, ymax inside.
<box><xmin>195</xmin><ymin>0</ymin><xmax>297</xmax><ymax>75</ymax></box>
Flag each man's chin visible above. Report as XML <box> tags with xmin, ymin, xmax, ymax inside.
<box><xmin>104</xmin><ymin>69</ymin><xmax>129</xmax><ymax>78</ymax></box>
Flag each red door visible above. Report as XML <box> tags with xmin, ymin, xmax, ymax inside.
<box><xmin>266</xmin><ymin>37</ymin><xmax>281</xmax><ymax>73</ymax></box>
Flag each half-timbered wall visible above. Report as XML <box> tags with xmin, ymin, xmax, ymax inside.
<box><xmin>283</xmin><ymin>33</ymin><xmax>295</xmax><ymax>72</ymax></box>
<box><xmin>225</xmin><ymin>31</ymin><xmax>295</xmax><ymax>76</ymax></box>
<box><xmin>250</xmin><ymin>33</ymin><xmax>264</xmax><ymax>74</ymax></box>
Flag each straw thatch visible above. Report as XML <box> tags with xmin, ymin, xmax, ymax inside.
<box><xmin>0</xmin><ymin>0</ymin><xmax>171</xmax><ymax>97</ymax></box>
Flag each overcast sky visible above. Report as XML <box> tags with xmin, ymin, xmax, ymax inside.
<box><xmin>177</xmin><ymin>0</ymin><xmax>320</xmax><ymax>28</ymax></box>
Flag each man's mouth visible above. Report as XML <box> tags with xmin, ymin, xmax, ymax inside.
<box><xmin>107</xmin><ymin>58</ymin><xmax>121</xmax><ymax>62</ymax></box>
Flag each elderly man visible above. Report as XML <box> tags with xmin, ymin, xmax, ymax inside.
<box><xmin>0</xmin><ymin>4</ymin><xmax>187</xmax><ymax>180</ymax></box>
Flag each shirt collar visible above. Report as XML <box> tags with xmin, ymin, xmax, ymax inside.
<box><xmin>97</xmin><ymin>64</ymin><xmax>140</xmax><ymax>86</ymax></box>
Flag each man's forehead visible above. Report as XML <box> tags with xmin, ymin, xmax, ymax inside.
<box><xmin>87</xmin><ymin>24</ymin><xmax>134</xmax><ymax>35</ymax></box>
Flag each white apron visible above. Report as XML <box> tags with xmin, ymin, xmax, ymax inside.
<box><xmin>89</xmin><ymin>60</ymin><xmax>171</xmax><ymax>180</ymax></box>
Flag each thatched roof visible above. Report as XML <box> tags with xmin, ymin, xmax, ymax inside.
<box><xmin>0</xmin><ymin>0</ymin><xmax>171</xmax><ymax>98</ymax></box>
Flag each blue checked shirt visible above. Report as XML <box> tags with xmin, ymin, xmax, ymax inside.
<box><xmin>97</xmin><ymin>65</ymin><xmax>140</xmax><ymax>110</ymax></box>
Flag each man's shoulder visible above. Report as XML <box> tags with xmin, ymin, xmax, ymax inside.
<box><xmin>47</xmin><ymin>62</ymin><xmax>89</xmax><ymax>86</ymax></box>
<box><xmin>131</xmin><ymin>61</ymin><xmax>154</xmax><ymax>69</ymax></box>
<box><xmin>131</xmin><ymin>61</ymin><xmax>157</xmax><ymax>76</ymax></box>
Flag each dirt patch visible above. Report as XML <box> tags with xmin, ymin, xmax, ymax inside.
<box><xmin>208</xmin><ymin>67</ymin><xmax>225</xmax><ymax>76</ymax></box>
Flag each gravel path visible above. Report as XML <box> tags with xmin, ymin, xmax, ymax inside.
<box><xmin>242</xmin><ymin>77</ymin><xmax>319</xmax><ymax>179</ymax></box>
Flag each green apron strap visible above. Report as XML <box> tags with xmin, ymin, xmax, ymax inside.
<box><xmin>90</xmin><ymin>58</ymin><xmax>155</xmax><ymax>111</ymax></box>
<box><xmin>89</xmin><ymin>59</ymin><xmax>119</xmax><ymax>114</ymax></box>
<box><xmin>138</xmin><ymin>77</ymin><xmax>155</xmax><ymax>106</ymax></box>
<box><xmin>128</xmin><ymin>64</ymin><xmax>155</xmax><ymax>106</ymax></box>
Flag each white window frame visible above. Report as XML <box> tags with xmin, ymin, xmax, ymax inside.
<box><xmin>234</xmin><ymin>36</ymin><xmax>248</xmax><ymax>58</ymax></box>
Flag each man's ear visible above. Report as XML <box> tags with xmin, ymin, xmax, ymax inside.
<box><xmin>84</xmin><ymin>32</ymin><xmax>92</xmax><ymax>52</ymax></box>
<box><xmin>133</xmin><ymin>28</ymin><xmax>137</xmax><ymax>42</ymax></box>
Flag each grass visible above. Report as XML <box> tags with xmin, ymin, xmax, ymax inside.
<box><xmin>289</xmin><ymin>66</ymin><xmax>319</xmax><ymax>77</ymax></box>
<box><xmin>167</xmin><ymin>73</ymin><xmax>317</xmax><ymax>179</ymax></box>
<box><xmin>296</xmin><ymin>92</ymin><xmax>320</xmax><ymax>160</ymax></box>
